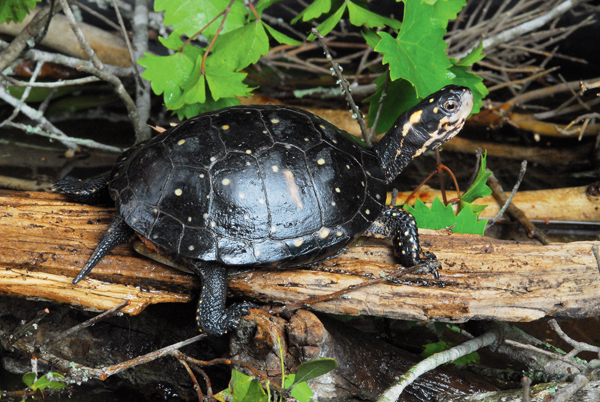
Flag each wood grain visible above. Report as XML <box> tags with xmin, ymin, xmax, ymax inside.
<box><xmin>1</xmin><ymin>189</ymin><xmax>598</xmax><ymax>322</ymax></box>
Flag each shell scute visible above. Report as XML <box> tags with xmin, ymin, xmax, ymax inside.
<box><xmin>210</xmin><ymin>153</ymin><xmax>270</xmax><ymax>240</ymax></box>
<box><xmin>257</xmin><ymin>144</ymin><xmax>322</xmax><ymax>240</ymax></box>
<box><xmin>158</xmin><ymin>165</ymin><xmax>211</xmax><ymax>229</ymax></box>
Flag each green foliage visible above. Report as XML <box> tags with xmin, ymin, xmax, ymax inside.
<box><xmin>365</xmin><ymin>0</ymin><xmax>488</xmax><ymax>133</ymax></box>
<box><xmin>22</xmin><ymin>372</ymin><xmax>68</xmax><ymax>391</ymax></box>
<box><xmin>139</xmin><ymin>0</ymin><xmax>302</xmax><ymax>117</ymax></box>
<box><xmin>139</xmin><ymin>0</ymin><xmax>487</xmax><ymax>120</ymax></box>
<box><xmin>404</xmin><ymin>153</ymin><xmax>491</xmax><ymax>235</ymax></box>
<box><xmin>420</xmin><ymin>341</ymin><xmax>480</xmax><ymax>367</ymax></box>
<box><xmin>215</xmin><ymin>358</ymin><xmax>337</xmax><ymax>402</ymax></box>
<box><xmin>0</xmin><ymin>0</ymin><xmax>40</xmax><ymax>24</ymax></box>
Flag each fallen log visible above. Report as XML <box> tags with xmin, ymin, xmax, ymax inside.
<box><xmin>1</xmin><ymin>189</ymin><xmax>599</xmax><ymax>323</ymax></box>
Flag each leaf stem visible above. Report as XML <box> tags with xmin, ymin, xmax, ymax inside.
<box><xmin>201</xmin><ymin>0</ymin><xmax>237</xmax><ymax>74</ymax></box>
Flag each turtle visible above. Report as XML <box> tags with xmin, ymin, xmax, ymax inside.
<box><xmin>54</xmin><ymin>85</ymin><xmax>474</xmax><ymax>336</ymax></box>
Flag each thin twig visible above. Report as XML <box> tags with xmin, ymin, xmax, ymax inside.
<box><xmin>111</xmin><ymin>0</ymin><xmax>145</xmax><ymax>88</ymax></box>
<box><xmin>0</xmin><ymin>61</ymin><xmax>44</xmax><ymax>128</ymax></box>
<box><xmin>368</xmin><ymin>71</ymin><xmax>390</xmax><ymax>142</ymax></box>
<box><xmin>42</xmin><ymin>300</ymin><xmax>131</xmax><ymax>348</ymax></box>
<box><xmin>0</xmin><ymin>74</ymin><xmax>102</xmax><ymax>87</ymax></box>
<box><xmin>58</xmin><ymin>0</ymin><xmax>104</xmax><ymax>70</ymax></box>
<box><xmin>377</xmin><ymin>329</ymin><xmax>500</xmax><ymax>402</ymax></box>
<box><xmin>486</xmin><ymin>160</ymin><xmax>527</xmax><ymax>228</ymax></box>
<box><xmin>132</xmin><ymin>0</ymin><xmax>151</xmax><ymax>142</ymax></box>
<box><xmin>312</xmin><ymin>28</ymin><xmax>370</xmax><ymax>145</ymax></box>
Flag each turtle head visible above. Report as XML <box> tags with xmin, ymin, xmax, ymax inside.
<box><xmin>373</xmin><ymin>85</ymin><xmax>474</xmax><ymax>183</ymax></box>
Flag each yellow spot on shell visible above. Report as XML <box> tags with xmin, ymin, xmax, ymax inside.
<box><xmin>319</xmin><ymin>227</ymin><xmax>330</xmax><ymax>238</ymax></box>
<box><xmin>246</xmin><ymin>150</ymin><xmax>252</xmax><ymax>154</ymax></box>
<box><xmin>433</xmin><ymin>107</ymin><xmax>439</xmax><ymax>113</ymax></box>
<box><xmin>272</xmin><ymin>166</ymin><xmax>279</xmax><ymax>172</ymax></box>
<box><xmin>222</xmin><ymin>125</ymin><xmax>230</xmax><ymax>130</ymax></box>
<box><xmin>294</xmin><ymin>239</ymin><xmax>303</xmax><ymax>247</ymax></box>
<box><xmin>222</xmin><ymin>178</ymin><xmax>230</xmax><ymax>185</ymax></box>
<box><xmin>317</xmin><ymin>158</ymin><xmax>325</xmax><ymax>165</ymax></box>
<box><xmin>271</xmin><ymin>119</ymin><xmax>279</xmax><ymax>124</ymax></box>
<box><xmin>335</xmin><ymin>188</ymin><xmax>341</xmax><ymax>193</ymax></box>
<box><xmin>175</xmin><ymin>189</ymin><xmax>183</xmax><ymax>196</ymax></box>
<box><xmin>177</xmin><ymin>139</ymin><xmax>185</xmax><ymax>145</ymax></box>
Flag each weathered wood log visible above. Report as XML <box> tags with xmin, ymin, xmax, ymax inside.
<box><xmin>1</xmin><ymin>189</ymin><xmax>599</xmax><ymax>323</ymax></box>
<box><xmin>388</xmin><ymin>184</ymin><xmax>600</xmax><ymax>223</ymax></box>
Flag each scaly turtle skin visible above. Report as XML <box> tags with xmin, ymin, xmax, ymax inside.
<box><xmin>54</xmin><ymin>85</ymin><xmax>474</xmax><ymax>336</ymax></box>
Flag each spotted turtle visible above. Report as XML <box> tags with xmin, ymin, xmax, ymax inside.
<box><xmin>54</xmin><ymin>85</ymin><xmax>473</xmax><ymax>336</ymax></box>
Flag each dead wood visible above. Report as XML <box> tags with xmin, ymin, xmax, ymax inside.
<box><xmin>230</xmin><ymin>309</ymin><xmax>498</xmax><ymax>402</ymax></box>
<box><xmin>0</xmin><ymin>8</ymin><xmax>131</xmax><ymax>67</ymax></box>
<box><xmin>1</xmin><ymin>189</ymin><xmax>599</xmax><ymax>324</ymax></box>
<box><xmin>391</xmin><ymin>184</ymin><xmax>600</xmax><ymax>223</ymax></box>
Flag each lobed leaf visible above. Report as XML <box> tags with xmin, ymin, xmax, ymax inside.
<box><xmin>210</xmin><ymin>21</ymin><xmax>270</xmax><ymax>71</ymax></box>
<box><xmin>347</xmin><ymin>2</ymin><xmax>401</xmax><ymax>30</ymax></box>
<box><xmin>292</xmin><ymin>0</ymin><xmax>332</xmax><ymax>24</ymax></box>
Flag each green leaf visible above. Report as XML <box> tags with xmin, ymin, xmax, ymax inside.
<box><xmin>138</xmin><ymin>52</ymin><xmax>194</xmax><ymax>98</ymax></box>
<box><xmin>290</xmin><ymin>381</ymin><xmax>314</xmax><ymax>402</ymax></box>
<box><xmin>362</xmin><ymin>28</ymin><xmax>382</xmax><ymax>49</ymax></box>
<box><xmin>448</xmin><ymin>62</ymin><xmax>487</xmax><ymax>115</ymax></box>
<box><xmin>0</xmin><ymin>0</ymin><xmax>39</xmax><ymax>24</ymax></box>
<box><xmin>365</xmin><ymin>74</ymin><xmax>419</xmax><ymax>134</ymax></box>
<box><xmin>291</xmin><ymin>358</ymin><xmax>337</xmax><ymax>386</ymax></box>
<box><xmin>454</xmin><ymin>204</ymin><xmax>487</xmax><ymax>235</ymax></box>
<box><xmin>225</xmin><ymin>369</ymin><xmax>268</xmax><ymax>402</ymax></box>
<box><xmin>263</xmin><ymin>23</ymin><xmax>302</xmax><ymax>46</ymax></box>
<box><xmin>22</xmin><ymin>372</ymin><xmax>36</xmax><ymax>387</ymax></box>
<box><xmin>204</xmin><ymin>57</ymin><xmax>254</xmax><ymax>100</ymax></box>
<box><xmin>376</xmin><ymin>21</ymin><xmax>452</xmax><ymax>98</ymax></box>
<box><xmin>31</xmin><ymin>373</ymin><xmax>68</xmax><ymax>391</ymax></box>
<box><xmin>347</xmin><ymin>2</ymin><xmax>401</xmax><ymax>30</ymax></box>
<box><xmin>421</xmin><ymin>340</ymin><xmax>451</xmax><ymax>358</ymax></box>
<box><xmin>158</xmin><ymin>32</ymin><xmax>185</xmax><ymax>51</ymax></box>
<box><xmin>292</xmin><ymin>0</ymin><xmax>332</xmax><ymax>24</ymax></box>
<box><xmin>456</xmin><ymin>42</ymin><xmax>485</xmax><ymax>66</ymax></box>
<box><xmin>211</xmin><ymin>21</ymin><xmax>270</xmax><ymax>71</ymax></box>
<box><xmin>307</xmin><ymin>3</ymin><xmax>347</xmax><ymax>40</ymax></box>
<box><xmin>461</xmin><ymin>151</ymin><xmax>492</xmax><ymax>203</ymax></box>
<box><xmin>405</xmin><ymin>198</ymin><xmax>456</xmax><ymax>230</ymax></box>
<box><xmin>374</xmin><ymin>0</ymin><xmax>469</xmax><ymax>98</ymax></box>
<box><xmin>155</xmin><ymin>0</ymin><xmax>248</xmax><ymax>38</ymax></box>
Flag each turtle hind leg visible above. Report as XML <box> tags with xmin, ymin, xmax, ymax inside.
<box><xmin>52</xmin><ymin>175</ymin><xmax>111</xmax><ymax>204</ymax></box>
<box><xmin>189</xmin><ymin>261</ymin><xmax>256</xmax><ymax>336</ymax></box>
<box><xmin>366</xmin><ymin>206</ymin><xmax>439</xmax><ymax>278</ymax></box>
<box><xmin>73</xmin><ymin>215</ymin><xmax>134</xmax><ymax>284</ymax></box>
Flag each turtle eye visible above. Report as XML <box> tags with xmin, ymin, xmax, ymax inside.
<box><xmin>443</xmin><ymin>100</ymin><xmax>457</xmax><ymax>112</ymax></box>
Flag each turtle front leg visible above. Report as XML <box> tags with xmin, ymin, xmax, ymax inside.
<box><xmin>366</xmin><ymin>206</ymin><xmax>439</xmax><ymax>278</ymax></box>
<box><xmin>189</xmin><ymin>262</ymin><xmax>256</xmax><ymax>336</ymax></box>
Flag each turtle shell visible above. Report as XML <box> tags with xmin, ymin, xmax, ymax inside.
<box><xmin>108</xmin><ymin>105</ymin><xmax>387</xmax><ymax>267</ymax></box>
